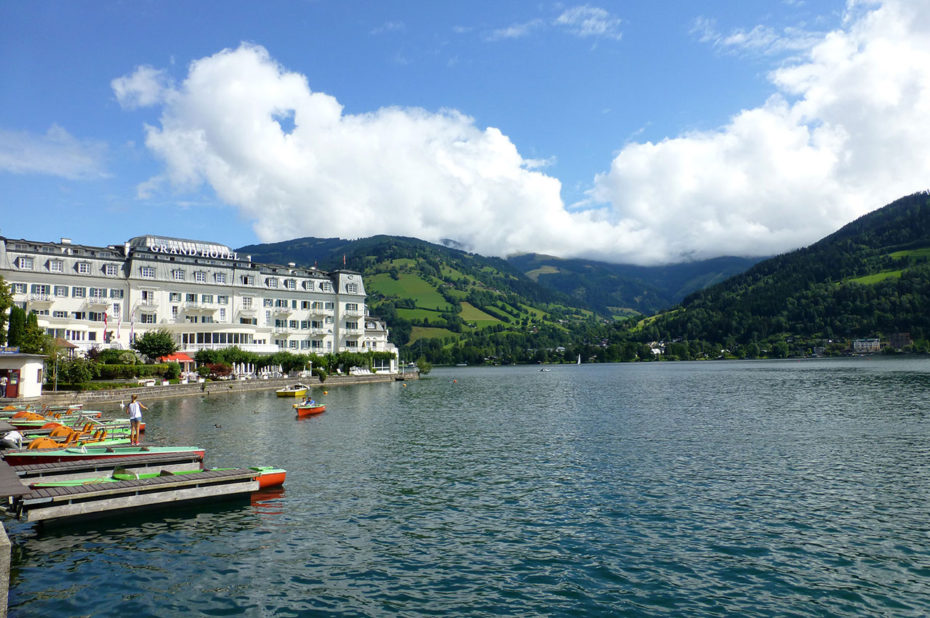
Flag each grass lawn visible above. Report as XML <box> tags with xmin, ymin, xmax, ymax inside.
<box><xmin>846</xmin><ymin>271</ymin><xmax>903</xmax><ymax>285</ymax></box>
<box><xmin>369</xmin><ymin>272</ymin><xmax>452</xmax><ymax>311</ymax></box>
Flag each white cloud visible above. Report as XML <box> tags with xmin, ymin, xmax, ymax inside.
<box><xmin>0</xmin><ymin>125</ymin><xmax>108</xmax><ymax>179</ymax></box>
<box><xmin>112</xmin><ymin>65</ymin><xmax>173</xmax><ymax>109</ymax></box>
<box><xmin>488</xmin><ymin>19</ymin><xmax>544</xmax><ymax>41</ymax></box>
<box><xmin>120</xmin><ymin>1</ymin><xmax>930</xmax><ymax>265</ymax></box>
<box><xmin>489</xmin><ymin>5</ymin><xmax>621</xmax><ymax>42</ymax></box>
<box><xmin>592</xmin><ymin>0</ymin><xmax>930</xmax><ymax>262</ymax></box>
<box><xmin>554</xmin><ymin>6</ymin><xmax>622</xmax><ymax>40</ymax></box>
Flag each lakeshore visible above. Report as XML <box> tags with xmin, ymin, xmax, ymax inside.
<box><xmin>18</xmin><ymin>370</ymin><xmax>419</xmax><ymax>407</ymax></box>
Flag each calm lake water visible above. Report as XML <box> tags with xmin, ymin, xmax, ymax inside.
<box><xmin>7</xmin><ymin>358</ymin><xmax>930</xmax><ymax>616</ymax></box>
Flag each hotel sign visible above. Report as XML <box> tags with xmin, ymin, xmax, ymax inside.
<box><xmin>146</xmin><ymin>238</ymin><xmax>239</xmax><ymax>261</ymax></box>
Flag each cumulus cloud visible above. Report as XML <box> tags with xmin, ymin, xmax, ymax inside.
<box><xmin>0</xmin><ymin>125</ymin><xmax>108</xmax><ymax>179</ymax></box>
<box><xmin>554</xmin><ymin>6</ymin><xmax>622</xmax><ymax>40</ymax></box>
<box><xmin>118</xmin><ymin>1</ymin><xmax>930</xmax><ymax>264</ymax></box>
<box><xmin>112</xmin><ymin>65</ymin><xmax>174</xmax><ymax>109</ymax></box>
<box><xmin>592</xmin><ymin>0</ymin><xmax>930</xmax><ymax>262</ymax></box>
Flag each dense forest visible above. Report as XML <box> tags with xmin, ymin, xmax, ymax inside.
<box><xmin>638</xmin><ymin>192</ymin><xmax>930</xmax><ymax>350</ymax></box>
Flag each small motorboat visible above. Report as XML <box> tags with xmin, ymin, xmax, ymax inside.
<box><xmin>276</xmin><ymin>383</ymin><xmax>309</xmax><ymax>397</ymax></box>
<box><xmin>293</xmin><ymin>401</ymin><xmax>326</xmax><ymax>417</ymax></box>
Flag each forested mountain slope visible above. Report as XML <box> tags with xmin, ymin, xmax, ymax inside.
<box><xmin>639</xmin><ymin>192</ymin><xmax>930</xmax><ymax>347</ymax></box>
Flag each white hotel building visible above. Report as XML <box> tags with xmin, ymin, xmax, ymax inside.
<box><xmin>0</xmin><ymin>235</ymin><xmax>398</xmax><ymax>371</ymax></box>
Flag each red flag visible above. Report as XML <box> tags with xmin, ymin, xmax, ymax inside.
<box><xmin>103</xmin><ymin>312</ymin><xmax>108</xmax><ymax>341</ymax></box>
<box><xmin>343</xmin><ymin>254</ymin><xmax>346</xmax><ymax>266</ymax></box>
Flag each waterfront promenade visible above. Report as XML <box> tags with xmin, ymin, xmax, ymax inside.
<box><xmin>17</xmin><ymin>370</ymin><xmax>419</xmax><ymax>407</ymax></box>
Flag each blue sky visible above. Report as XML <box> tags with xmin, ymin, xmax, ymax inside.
<box><xmin>2</xmin><ymin>1</ymin><xmax>929</xmax><ymax>265</ymax></box>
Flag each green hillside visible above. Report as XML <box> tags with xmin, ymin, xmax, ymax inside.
<box><xmin>636</xmin><ymin>192</ymin><xmax>930</xmax><ymax>354</ymax></box>
<box><xmin>241</xmin><ymin>235</ymin><xmax>603</xmax><ymax>364</ymax></box>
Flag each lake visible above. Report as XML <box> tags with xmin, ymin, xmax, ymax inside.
<box><xmin>7</xmin><ymin>358</ymin><xmax>930</xmax><ymax>616</ymax></box>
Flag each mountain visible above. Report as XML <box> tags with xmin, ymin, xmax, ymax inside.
<box><xmin>506</xmin><ymin>253</ymin><xmax>764</xmax><ymax>315</ymax></box>
<box><xmin>638</xmin><ymin>192</ymin><xmax>930</xmax><ymax>351</ymax></box>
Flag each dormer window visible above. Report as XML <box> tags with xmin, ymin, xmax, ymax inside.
<box><xmin>16</xmin><ymin>257</ymin><xmax>34</xmax><ymax>270</ymax></box>
<box><xmin>266</xmin><ymin>278</ymin><xmax>278</xmax><ymax>288</ymax></box>
<box><xmin>172</xmin><ymin>269</ymin><xmax>185</xmax><ymax>281</ymax></box>
<box><xmin>48</xmin><ymin>259</ymin><xmax>63</xmax><ymax>273</ymax></box>
<box><xmin>284</xmin><ymin>279</ymin><xmax>296</xmax><ymax>290</ymax></box>
<box><xmin>76</xmin><ymin>262</ymin><xmax>90</xmax><ymax>274</ymax></box>
<box><xmin>346</xmin><ymin>283</ymin><xmax>359</xmax><ymax>293</ymax></box>
<box><xmin>104</xmin><ymin>263</ymin><xmax>120</xmax><ymax>276</ymax></box>
<box><xmin>194</xmin><ymin>271</ymin><xmax>207</xmax><ymax>283</ymax></box>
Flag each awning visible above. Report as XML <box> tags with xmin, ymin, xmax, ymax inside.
<box><xmin>158</xmin><ymin>352</ymin><xmax>195</xmax><ymax>363</ymax></box>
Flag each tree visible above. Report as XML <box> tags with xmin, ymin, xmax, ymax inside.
<box><xmin>6</xmin><ymin>305</ymin><xmax>26</xmax><ymax>347</ymax></box>
<box><xmin>19</xmin><ymin>311</ymin><xmax>51</xmax><ymax>354</ymax></box>
<box><xmin>0</xmin><ymin>277</ymin><xmax>12</xmax><ymax>345</ymax></box>
<box><xmin>131</xmin><ymin>329</ymin><xmax>178</xmax><ymax>360</ymax></box>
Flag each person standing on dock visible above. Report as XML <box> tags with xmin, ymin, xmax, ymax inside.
<box><xmin>127</xmin><ymin>394</ymin><xmax>147</xmax><ymax>445</ymax></box>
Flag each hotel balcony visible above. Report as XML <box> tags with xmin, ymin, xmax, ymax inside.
<box><xmin>134</xmin><ymin>299</ymin><xmax>159</xmax><ymax>310</ymax></box>
<box><xmin>84</xmin><ymin>297</ymin><xmax>110</xmax><ymax>309</ymax></box>
<box><xmin>272</xmin><ymin>306</ymin><xmax>292</xmax><ymax>316</ymax></box>
<box><xmin>27</xmin><ymin>294</ymin><xmax>53</xmax><ymax>307</ymax></box>
<box><xmin>183</xmin><ymin>302</ymin><xmax>216</xmax><ymax>314</ymax></box>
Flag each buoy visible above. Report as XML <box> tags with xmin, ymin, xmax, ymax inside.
<box><xmin>323</xmin><ymin>391</ymin><xmax>328</xmax><ymax>395</ymax></box>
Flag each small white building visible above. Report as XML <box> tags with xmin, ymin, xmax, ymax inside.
<box><xmin>0</xmin><ymin>351</ymin><xmax>46</xmax><ymax>400</ymax></box>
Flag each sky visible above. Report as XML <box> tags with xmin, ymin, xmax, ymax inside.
<box><xmin>2</xmin><ymin>0</ymin><xmax>930</xmax><ymax>266</ymax></box>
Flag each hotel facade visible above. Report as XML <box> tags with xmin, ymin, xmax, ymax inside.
<box><xmin>0</xmin><ymin>235</ymin><xmax>398</xmax><ymax>372</ymax></box>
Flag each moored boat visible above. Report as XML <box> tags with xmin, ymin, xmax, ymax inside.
<box><xmin>3</xmin><ymin>445</ymin><xmax>206</xmax><ymax>466</ymax></box>
<box><xmin>30</xmin><ymin>465</ymin><xmax>286</xmax><ymax>489</ymax></box>
<box><xmin>293</xmin><ymin>402</ymin><xmax>326</xmax><ymax>417</ymax></box>
<box><xmin>276</xmin><ymin>383</ymin><xmax>309</xmax><ymax>397</ymax></box>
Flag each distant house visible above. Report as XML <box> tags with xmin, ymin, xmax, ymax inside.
<box><xmin>853</xmin><ymin>338</ymin><xmax>882</xmax><ymax>354</ymax></box>
<box><xmin>889</xmin><ymin>332</ymin><xmax>912</xmax><ymax>350</ymax></box>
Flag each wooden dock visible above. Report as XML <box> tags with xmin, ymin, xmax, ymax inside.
<box><xmin>0</xmin><ymin>449</ymin><xmax>272</xmax><ymax>524</ymax></box>
<box><xmin>12</xmin><ymin>468</ymin><xmax>260</xmax><ymax>523</ymax></box>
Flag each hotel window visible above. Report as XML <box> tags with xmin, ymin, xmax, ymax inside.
<box><xmin>88</xmin><ymin>311</ymin><xmax>106</xmax><ymax>322</ymax></box>
<box><xmin>264</xmin><ymin>298</ymin><xmax>274</xmax><ymax>308</ymax></box>
<box><xmin>275</xmin><ymin>299</ymin><xmax>288</xmax><ymax>308</ymax></box>
<box><xmin>301</xmin><ymin>301</ymin><xmax>310</xmax><ymax>309</ymax></box>
<box><xmin>346</xmin><ymin>283</ymin><xmax>359</xmax><ymax>293</ymax></box>
<box><xmin>171</xmin><ymin>306</ymin><xmax>179</xmax><ymax>318</ymax></box>
<box><xmin>104</xmin><ymin>263</ymin><xmax>120</xmax><ymax>276</ymax></box>
<box><xmin>346</xmin><ymin>321</ymin><xmax>358</xmax><ymax>330</ymax></box>
<box><xmin>11</xmin><ymin>283</ymin><xmax>27</xmax><ymax>294</ymax></box>
<box><xmin>72</xmin><ymin>287</ymin><xmax>87</xmax><ymax>298</ymax></box>
<box><xmin>194</xmin><ymin>271</ymin><xmax>207</xmax><ymax>283</ymax></box>
<box><xmin>321</xmin><ymin>282</ymin><xmax>333</xmax><ymax>292</ymax></box>
<box><xmin>140</xmin><ymin>266</ymin><xmax>155</xmax><ymax>278</ymax></box>
<box><xmin>31</xmin><ymin>284</ymin><xmax>51</xmax><ymax>296</ymax></box>
<box><xmin>289</xmin><ymin>320</ymin><xmax>299</xmax><ymax>329</ymax></box>
<box><xmin>169</xmin><ymin>292</ymin><xmax>181</xmax><ymax>302</ymax></box>
<box><xmin>172</xmin><ymin>269</ymin><xmax>185</xmax><ymax>281</ymax></box>
<box><xmin>346</xmin><ymin>341</ymin><xmax>358</xmax><ymax>348</ymax></box>
<box><xmin>186</xmin><ymin>293</ymin><xmax>196</xmax><ymax>303</ymax></box>
<box><xmin>217</xmin><ymin>295</ymin><xmax>229</xmax><ymax>304</ymax></box>
<box><xmin>53</xmin><ymin>311</ymin><xmax>68</xmax><ymax>318</ymax></box>
<box><xmin>242</xmin><ymin>297</ymin><xmax>253</xmax><ymax>309</ymax></box>
<box><xmin>241</xmin><ymin>275</ymin><xmax>255</xmax><ymax>285</ymax></box>
<box><xmin>76</xmin><ymin>262</ymin><xmax>90</xmax><ymax>274</ymax></box>
<box><xmin>90</xmin><ymin>287</ymin><xmax>107</xmax><ymax>299</ymax></box>
<box><xmin>48</xmin><ymin>260</ymin><xmax>63</xmax><ymax>273</ymax></box>
<box><xmin>312</xmin><ymin>301</ymin><xmax>323</xmax><ymax>310</ymax></box>
<box><xmin>71</xmin><ymin>312</ymin><xmax>86</xmax><ymax>320</ymax></box>
<box><xmin>219</xmin><ymin>308</ymin><xmax>226</xmax><ymax>321</ymax></box>
<box><xmin>201</xmin><ymin>294</ymin><xmax>213</xmax><ymax>304</ymax></box>
<box><xmin>284</xmin><ymin>279</ymin><xmax>296</xmax><ymax>290</ymax></box>
<box><xmin>141</xmin><ymin>313</ymin><xmax>157</xmax><ymax>324</ymax></box>
<box><xmin>54</xmin><ymin>286</ymin><xmax>69</xmax><ymax>297</ymax></box>
<box><xmin>214</xmin><ymin>273</ymin><xmax>227</xmax><ymax>284</ymax></box>
<box><xmin>16</xmin><ymin>257</ymin><xmax>33</xmax><ymax>269</ymax></box>
<box><xmin>265</xmin><ymin>278</ymin><xmax>278</xmax><ymax>288</ymax></box>
<box><xmin>111</xmin><ymin>304</ymin><xmax>121</xmax><ymax>318</ymax></box>
<box><xmin>346</xmin><ymin>303</ymin><xmax>358</xmax><ymax>311</ymax></box>
<box><xmin>325</xmin><ymin>302</ymin><xmax>334</xmax><ymax>310</ymax></box>
<box><xmin>110</xmin><ymin>289</ymin><xmax>124</xmax><ymax>298</ymax></box>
